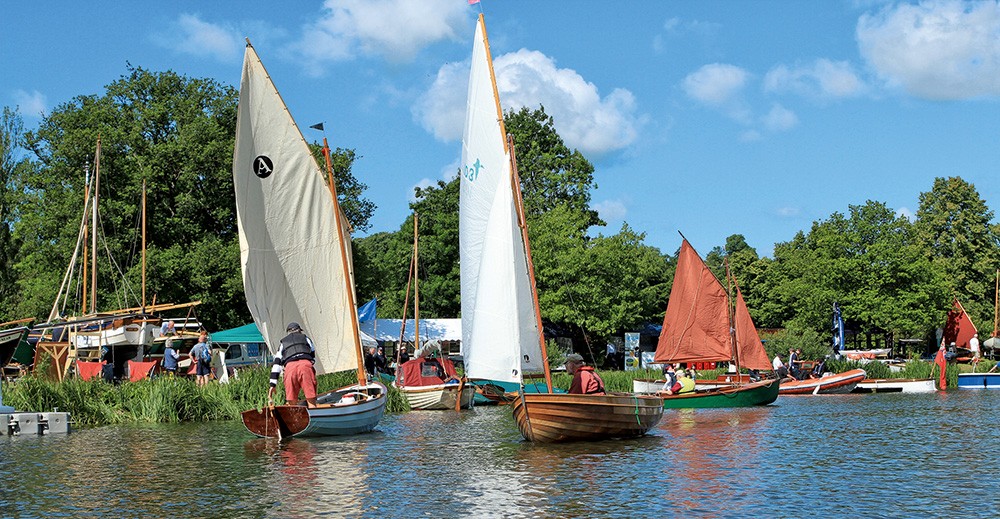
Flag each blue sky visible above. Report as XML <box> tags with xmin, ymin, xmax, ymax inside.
<box><xmin>4</xmin><ymin>1</ymin><xmax>1000</xmax><ymax>257</ymax></box>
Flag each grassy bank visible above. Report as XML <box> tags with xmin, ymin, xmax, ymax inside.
<box><xmin>3</xmin><ymin>366</ymin><xmax>410</xmax><ymax>427</ymax></box>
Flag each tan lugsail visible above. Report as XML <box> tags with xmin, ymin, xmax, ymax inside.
<box><xmin>654</xmin><ymin>239</ymin><xmax>731</xmax><ymax>364</ymax></box>
<box><xmin>943</xmin><ymin>298</ymin><xmax>978</xmax><ymax>350</ymax></box>
<box><xmin>654</xmin><ymin>239</ymin><xmax>771</xmax><ymax>371</ymax></box>
<box><xmin>233</xmin><ymin>43</ymin><xmax>359</xmax><ymax>376</ymax></box>
<box><xmin>460</xmin><ymin>14</ymin><xmax>544</xmax><ymax>385</ymax></box>
<box><xmin>734</xmin><ymin>285</ymin><xmax>772</xmax><ymax>371</ymax></box>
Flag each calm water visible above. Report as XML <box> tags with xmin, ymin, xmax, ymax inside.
<box><xmin>2</xmin><ymin>390</ymin><xmax>998</xmax><ymax>518</ymax></box>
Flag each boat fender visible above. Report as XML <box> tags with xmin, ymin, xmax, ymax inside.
<box><xmin>336</xmin><ymin>391</ymin><xmax>369</xmax><ymax>406</ymax></box>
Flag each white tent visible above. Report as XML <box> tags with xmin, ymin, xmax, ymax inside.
<box><xmin>360</xmin><ymin>319</ymin><xmax>461</xmax><ymax>349</ymax></box>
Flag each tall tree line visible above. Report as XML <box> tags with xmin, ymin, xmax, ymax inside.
<box><xmin>1</xmin><ymin>67</ymin><xmax>998</xmax><ymax>351</ymax></box>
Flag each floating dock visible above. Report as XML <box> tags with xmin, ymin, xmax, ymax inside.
<box><xmin>1</xmin><ymin>411</ymin><xmax>71</xmax><ymax>435</ymax></box>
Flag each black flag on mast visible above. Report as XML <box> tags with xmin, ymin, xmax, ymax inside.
<box><xmin>309</xmin><ymin>122</ymin><xmax>324</xmax><ymax>131</ymax></box>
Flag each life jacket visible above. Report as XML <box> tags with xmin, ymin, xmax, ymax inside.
<box><xmin>579</xmin><ymin>366</ymin><xmax>606</xmax><ymax>395</ymax></box>
<box><xmin>280</xmin><ymin>332</ymin><xmax>314</xmax><ymax>365</ymax></box>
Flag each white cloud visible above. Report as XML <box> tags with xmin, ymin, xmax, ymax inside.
<box><xmin>413</xmin><ymin>61</ymin><xmax>467</xmax><ymax>141</ymax></box>
<box><xmin>776</xmin><ymin>206</ymin><xmax>801</xmax><ymax>217</ymax></box>
<box><xmin>415</xmin><ymin>49</ymin><xmax>641</xmax><ymax>156</ymax></box>
<box><xmin>293</xmin><ymin>0</ymin><xmax>467</xmax><ymax>72</ymax></box>
<box><xmin>896</xmin><ymin>206</ymin><xmax>915</xmax><ymax>221</ymax></box>
<box><xmin>153</xmin><ymin>14</ymin><xmax>241</xmax><ymax>62</ymax></box>
<box><xmin>592</xmin><ymin>199</ymin><xmax>627</xmax><ymax>221</ymax></box>
<box><xmin>761</xmin><ymin>103</ymin><xmax>798</xmax><ymax>132</ymax></box>
<box><xmin>764</xmin><ymin>59</ymin><xmax>866</xmax><ymax>98</ymax></box>
<box><xmin>682</xmin><ymin>63</ymin><xmax>752</xmax><ymax>123</ymax></box>
<box><xmin>13</xmin><ymin>90</ymin><xmax>47</xmax><ymax>117</ymax></box>
<box><xmin>440</xmin><ymin>158</ymin><xmax>460</xmax><ymax>182</ymax></box>
<box><xmin>682</xmin><ymin>63</ymin><xmax>749</xmax><ymax>105</ymax></box>
<box><xmin>857</xmin><ymin>1</ymin><xmax>1000</xmax><ymax>99</ymax></box>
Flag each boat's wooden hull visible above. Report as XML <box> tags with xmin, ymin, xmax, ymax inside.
<box><xmin>660</xmin><ymin>378</ymin><xmax>780</xmax><ymax>408</ymax></box>
<box><xmin>241</xmin><ymin>382</ymin><xmax>387</xmax><ymax>438</ymax></box>
<box><xmin>399</xmin><ymin>383</ymin><xmax>476</xmax><ymax>410</ymax></box>
<box><xmin>957</xmin><ymin>372</ymin><xmax>1000</xmax><ymax>389</ymax></box>
<box><xmin>511</xmin><ymin>392</ymin><xmax>663</xmax><ymax>443</ymax></box>
<box><xmin>0</xmin><ymin>327</ymin><xmax>29</xmax><ymax>368</ymax></box>
<box><xmin>779</xmin><ymin>369</ymin><xmax>866</xmax><ymax>395</ymax></box>
<box><xmin>852</xmin><ymin>378</ymin><xmax>936</xmax><ymax>393</ymax></box>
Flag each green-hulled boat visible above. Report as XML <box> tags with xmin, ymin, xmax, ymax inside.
<box><xmin>651</xmin><ymin>238</ymin><xmax>779</xmax><ymax>409</ymax></box>
<box><xmin>659</xmin><ymin>378</ymin><xmax>779</xmax><ymax>408</ymax></box>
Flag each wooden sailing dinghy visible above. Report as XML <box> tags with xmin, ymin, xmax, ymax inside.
<box><xmin>394</xmin><ymin>214</ymin><xmax>474</xmax><ymax>410</ymax></box>
<box><xmin>460</xmin><ymin>15</ymin><xmax>662</xmax><ymax>442</ymax></box>
<box><xmin>234</xmin><ymin>41</ymin><xmax>386</xmax><ymax>438</ymax></box>
<box><xmin>651</xmin><ymin>239</ymin><xmax>780</xmax><ymax>408</ymax></box>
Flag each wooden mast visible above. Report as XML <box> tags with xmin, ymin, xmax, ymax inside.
<box><xmin>994</xmin><ymin>269</ymin><xmax>999</xmax><ymax>338</ymax></box>
<box><xmin>141</xmin><ymin>179</ymin><xmax>147</xmax><ymax>313</ymax></box>
<box><xmin>320</xmin><ymin>136</ymin><xmax>367</xmax><ymax>387</ymax></box>
<box><xmin>725</xmin><ymin>258</ymin><xmax>742</xmax><ymax>385</ymax></box>
<box><xmin>509</xmin><ymin>133</ymin><xmax>553</xmax><ymax>394</ymax></box>
<box><xmin>413</xmin><ymin>213</ymin><xmax>420</xmax><ymax>350</ymax></box>
<box><xmin>396</xmin><ymin>253</ymin><xmax>415</xmax><ymax>369</ymax></box>
<box><xmin>90</xmin><ymin>135</ymin><xmax>101</xmax><ymax>315</ymax></box>
<box><xmin>81</xmin><ymin>161</ymin><xmax>91</xmax><ymax>316</ymax></box>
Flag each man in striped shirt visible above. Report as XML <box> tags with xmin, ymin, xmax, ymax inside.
<box><xmin>268</xmin><ymin>322</ymin><xmax>318</xmax><ymax>408</ymax></box>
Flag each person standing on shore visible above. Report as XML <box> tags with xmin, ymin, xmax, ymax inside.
<box><xmin>189</xmin><ymin>331</ymin><xmax>212</xmax><ymax>387</ymax></box>
<box><xmin>163</xmin><ymin>339</ymin><xmax>179</xmax><ymax>376</ymax></box>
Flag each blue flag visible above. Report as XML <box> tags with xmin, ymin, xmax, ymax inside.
<box><xmin>357</xmin><ymin>298</ymin><xmax>377</xmax><ymax>322</ymax></box>
<box><xmin>833</xmin><ymin>302</ymin><xmax>845</xmax><ymax>352</ymax></box>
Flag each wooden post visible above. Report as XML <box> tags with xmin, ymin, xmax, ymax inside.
<box><xmin>413</xmin><ymin>213</ymin><xmax>420</xmax><ymax>350</ymax></box>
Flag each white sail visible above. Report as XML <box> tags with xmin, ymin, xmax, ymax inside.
<box><xmin>233</xmin><ymin>43</ymin><xmax>358</xmax><ymax>376</ymax></box>
<box><xmin>460</xmin><ymin>15</ymin><xmax>544</xmax><ymax>384</ymax></box>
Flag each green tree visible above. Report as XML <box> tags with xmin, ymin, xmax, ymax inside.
<box><xmin>12</xmin><ymin>66</ymin><xmax>372</xmax><ymax>330</ymax></box>
<box><xmin>505</xmin><ymin>106</ymin><xmax>602</xmax><ymax>231</ymax></box>
<box><xmin>0</xmin><ymin>107</ymin><xmax>34</xmax><ymax>321</ymax></box>
<box><xmin>914</xmin><ymin>176</ymin><xmax>1000</xmax><ymax>327</ymax></box>
<box><xmin>764</xmin><ymin>201</ymin><xmax>945</xmax><ymax>350</ymax></box>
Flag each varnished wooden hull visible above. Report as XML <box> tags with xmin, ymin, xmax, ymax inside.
<box><xmin>511</xmin><ymin>392</ymin><xmax>663</xmax><ymax>443</ymax></box>
<box><xmin>241</xmin><ymin>382</ymin><xmax>387</xmax><ymax>438</ymax></box>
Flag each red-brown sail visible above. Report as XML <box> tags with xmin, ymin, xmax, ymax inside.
<box><xmin>654</xmin><ymin>240</ymin><xmax>731</xmax><ymax>364</ymax></box>
<box><xmin>943</xmin><ymin>298</ymin><xmax>978</xmax><ymax>349</ymax></box>
<box><xmin>734</xmin><ymin>285</ymin><xmax>771</xmax><ymax>371</ymax></box>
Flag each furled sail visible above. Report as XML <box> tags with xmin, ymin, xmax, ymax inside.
<box><xmin>460</xmin><ymin>15</ymin><xmax>544</xmax><ymax>384</ymax></box>
<box><xmin>233</xmin><ymin>42</ymin><xmax>358</xmax><ymax>376</ymax></box>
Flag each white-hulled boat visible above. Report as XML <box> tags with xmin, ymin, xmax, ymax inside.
<box><xmin>234</xmin><ymin>41</ymin><xmax>386</xmax><ymax>438</ymax></box>
<box><xmin>852</xmin><ymin>378</ymin><xmax>936</xmax><ymax>393</ymax></box>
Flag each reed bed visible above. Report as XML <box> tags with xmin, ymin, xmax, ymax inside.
<box><xmin>3</xmin><ymin>366</ymin><xmax>410</xmax><ymax>427</ymax></box>
<box><xmin>5</xmin><ymin>358</ymin><xmax>976</xmax><ymax>427</ymax></box>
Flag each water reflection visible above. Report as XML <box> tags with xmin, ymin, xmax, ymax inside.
<box><xmin>4</xmin><ymin>392</ymin><xmax>1000</xmax><ymax>517</ymax></box>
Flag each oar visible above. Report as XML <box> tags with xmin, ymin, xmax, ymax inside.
<box><xmin>455</xmin><ymin>377</ymin><xmax>466</xmax><ymax>411</ymax></box>
<box><xmin>267</xmin><ymin>403</ymin><xmax>283</xmax><ymax>441</ymax></box>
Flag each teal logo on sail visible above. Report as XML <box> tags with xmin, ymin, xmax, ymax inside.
<box><xmin>253</xmin><ymin>156</ymin><xmax>273</xmax><ymax>179</ymax></box>
<box><xmin>463</xmin><ymin>158</ymin><xmax>483</xmax><ymax>182</ymax></box>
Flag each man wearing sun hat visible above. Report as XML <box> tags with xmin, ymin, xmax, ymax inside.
<box><xmin>268</xmin><ymin>322</ymin><xmax>318</xmax><ymax>408</ymax></box>
<box><xmin>564</xmin><ymin>353</ymin><xmax>606</xmax><ymax>395</ymax></box>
